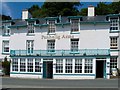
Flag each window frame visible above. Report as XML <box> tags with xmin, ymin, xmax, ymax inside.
<box><xmin>27</xmin><ymin>21</ymin><xmax>35</xmax><ymax>34</ymax></box>
<box><xmin>110</xmin><ymin>37</ymin><xmax>118</xmax><ymax>49</ymax></box>
<box><xmin>71</xmin><ymin>39</ymin><xmax>79</xmax><ymax>52</ymax></box>
<box><xmin>65</xmin><ymin>59</ymin><xmax>73</xmax><ymax>73</ymax></box>
<box><xmin>71</xmin><ymin>19</ymin><xmax>79</xmax><ymax>33</ymax></box>
<box><xmin>27</xmin><ymin>58</ymin><xmax>33</xmax><ymax>72</ymax></box>
<box><xmin>35</xmin><ymin>58</ymin><xmax>41</xmax><ymax>72</ymax></box>
<box><xmin>20</xmin><ymin>58</ymin><xmax>26</xmax><ymax>72</ymax></box>
<box><xmin>12</xmin><ymin>58</ymin><xmax>18</xmax><ymax>72</ymax></box>
<box><xmin>110</xmin><ymin>57</ymin><xmax>117</xmax><ymax>69</ymax></box>
<box><xmin>56</xmin><ymin>59</ymin><xmax>63</xmax><ymax>73</ymax></box>
<box><xmin>48</xmin><ymin>20</ymin><xmax>56</xmax><ymax>34</ymax></box>
<box><xmin>47</xmin><ymin>40</ymin><xmax>55</xmax><ymax>52</ymax></box>
<box><xmin>2</xmin><ymin>40</ymin><xmax>9</xmax><ymax>53</ymax></box>
<box><xmin>75</xmin><ymin>59</ymin><xmax>82</xmax><ymax>73</ymax></box>
<box><xmin>84</xmin><ymin>59</ymin><xmax>93</xmax><ymax>73</ymax></box>
<box><xmin>110</xmin><ymin>18</ymin><xmax>119</xmax><ymax>31</ymax></box>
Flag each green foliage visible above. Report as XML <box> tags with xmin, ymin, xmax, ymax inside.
<box><xmin>0</xmin><ymin>14</ymin><xmax>12</xmax><ymax>20</ymax></box>
<box><xmin>2</xmin><ymin>57</ymin><xmax>10</xmax><ymax>75</ymax></box>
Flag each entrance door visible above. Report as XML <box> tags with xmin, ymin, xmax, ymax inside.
<box><xmin>96</xmin><ymin>60</ymin><xmax>105</xmax><ymax>78</ymax></box>
<box><xmin>43</xmin><ymin>61</ymin><xmax>53</xmax><ymax>79</ymax></box>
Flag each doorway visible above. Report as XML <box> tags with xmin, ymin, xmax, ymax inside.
<box><xmin>43</xmin><ymin>61</ymin><xmax>53</xmax><ymax>79</ymax></box>
<box><xmin>96</xmin><ymin>60</ymin><xmax>105</xmax><ymax>78</ymax></box>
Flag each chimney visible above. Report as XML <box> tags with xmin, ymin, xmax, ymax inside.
<box><xmin>88</xmin><ymin>5</ymin><xmax>95</xmax><ymax>16</ymax></box>
<box><xmin>22</xmin><ymin>9</ymin><xmax>29</xmax><ymax>20</ymax></box>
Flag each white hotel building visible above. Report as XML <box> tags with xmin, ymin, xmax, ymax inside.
<box><xmin>0</xmin><ymin>6</ymin><xmax>120</xmax><ymax>79</ymax></box>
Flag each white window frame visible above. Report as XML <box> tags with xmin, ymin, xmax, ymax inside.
<box><xmin>110</xmin><ymin>57</ymin><xmax>117</xmax><ymax>69</ymax></box>
<box><xmin>65</xmin><ymin>59</ymin><xmax>73</xmax><ymax>73</ymax></box>
<box><xmin>71</xmin><ymin>39</ymin><xmax>79</xmax><ymax>52</ymax></box>
<box><xmin>84</xmin><ymin>59</ymin><xmax>93</xmax><ymax>73</ymax></box>
<box><xmin>48</xmin><ymin>20</ymin><xmax>56</xmax><ymax>34</ymax></box>
<box><xmin>110</xmin><ymin>37</ymin><xmax>118</xmax><ymax>49</ymax></box>
<box><xmin>12</xmin><ymin>58</ymin><xmax>18</xmax><ymax>71</ymax></box>
<box><xmin>35</xmin><ymin>59</ymin><xmax>41</xmax><ymax>72</ymax></box>
<box><xmin>27</xmin><ymin>21</ymin><xmax>35</xmax><ymax>34</ymax></box>
<box><xmin>26</xmin><ymin>40</ymin><xmax>34</xmax><ymax>54</ymax></box>
<box><xmin>75</xmin><ymin>59</ymin><xmax>82</xmax><ymax>73</ymax></box>
<box><xmin>27</xmin><ymin>58</ymin><xmax>33</xmax><ymax>72</ymax></box>
<box><xmin>3</xmin><ymin>41</ymin><xmax>9</xmax><ymax>53</ymax></box>
<box><xmin>47</xmin><ymin>40</ymin><xmax>55</xmax><ymax>52</ymax></box>
<box><xmin>20</xmin><ymin>58</ymin><xmax>26</xmax><ymax>72</ymax></box>
<box><xmin>56</xmin><ymin>59</ymin><xmax>63</xmax><ymax>73</ymax></box>
<box><xmin>2</xmin><ymin>23</ymin><xmax>11</xmax><ymax>36</ymax></box>
<box><xmin>110</xmin><ymin>18</ymin><xmax>119</xmax><ymax>31</ymax></box>
<box><xmin>71</xmin><ymin>19</ymin><xmax>79</xmax><ymax>32</ymax></box>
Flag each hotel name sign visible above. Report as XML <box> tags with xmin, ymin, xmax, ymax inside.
<box><xmin>41</xmin><ymin>34</ymin><xmax>75</xmax><ymax>40</ymax></box>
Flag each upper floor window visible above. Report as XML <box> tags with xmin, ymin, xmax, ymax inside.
<box><xmin>3</xmin><ymin>41</ymin><xmax>9</xmax><ymax>53</ymax></box>
<box><xmin>110</xmin><ymin>37</ymin><xmax>118</xmax><ymax>49</ymax></box>
<box><xmin>48</xmin><ymin>20</ymin><xmax>56</xmax><ymax>34</ymax></box>
<box><xmin>110</xmin><ymin>18</ymin><xmax>119</xmax><ymax>30</ymax></box>
<box><xmin>47</xmin><ymin>40</ymin><xmax>55</xmax><ymax>52</ymax></box>
<box><xmin>27</xmin><ymin>22</ymin><xmax>35</xmax><ymax>34</ymax></box>
<box><xmin>71</xmin><ymin>19</ymin><xmax>79</xmax><ymax>33</ymax></box>
<box><xmin>3</xmin><ymin>23</ymin><xmax>11</xmax><ymax>36</ymax></box>
<box><xmin>71</xmin><ymin>39</ymin><xmax>79</xmax><ymax>52</ymax></box>
<box><xmin>26</xmin><ymin>40</ymin><xmax>34</xmax><ymax>54</ymax></box>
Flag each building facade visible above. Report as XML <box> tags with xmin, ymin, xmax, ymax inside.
<box><xmin>0</xmin><ymin>6</ymin><xmax>120</xmax><ymax>79</ymax></box>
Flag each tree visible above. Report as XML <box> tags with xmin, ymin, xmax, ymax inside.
<box><xmin>0</xmin><ymin>14</ymin><xmax>12</xmax><ymax>20</ymax></box>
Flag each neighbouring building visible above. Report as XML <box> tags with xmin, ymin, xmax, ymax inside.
<box><xmin>0</xmin><ymin>6</ymin><xmax>120</xmax><ymax>79</ymax></box>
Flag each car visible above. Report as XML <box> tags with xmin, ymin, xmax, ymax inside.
<box><xmin>0</xmin><ymin>69</ymin><xmax>5</xmax><ymax>76</ymax></box>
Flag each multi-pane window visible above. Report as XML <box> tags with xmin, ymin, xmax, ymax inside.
<box><xmin>27</xmin><ymin>58</ymin><xmax>33</xmax><ymax>72</ymax></box>
<box><xmin>47</xmin><ymin>40</ymin><xmax>55</xmax><ymax>52</ymax></box>
<box><xmin>75</xmin><ymin>59</ymin><xmax>82</xmax><ymax>73</ymax></box>
<box><xmin>84</xmin><ymin>59</ymin><xmax>93</xmax><ymax>73</ymax></box>
<box><xmin>48</xmin><ymin>20</ymin><xmax>56</xmax><ymax>34</ymax></box>
<box><xmin>71</xmin><ymin>19</ymin><xmax>79</xmax><ymax>32</ymax></box>
<box><xmin>12</xmin><ymin>58</ymin><xmax>18</xmax><ymax>71</ymax></box>
<box><xmin>110</xmin><ymin>18</ymin><xmax>119</xmax><ymax>30</ymax></box>
<box><xmin>20</xmin><ymin>58</ymin><xmax>26</xmax><ymax>72</ymax></box>
<box><xmin>110</xmin><ymin>57</ymin><xmax>117</xmax><ymax>69</ymax></box>
<box><xmin>71</xmin><ymin>39</ymin><xmax>79</xmax><ymax>52</ymax></box>
<box><xmin>28</xmin><ymin>22</ymin><xmax>35</xmax><ymax>34</ymax></box>
<box><xmin>3</xmin><ymin>23</ymin><xmax>11</xmax><ymax>36</ymax></box>
<box><xmin>110</xmin><ymin>37</ymin><xmax>118</xmax><ymax>49</ymax></box>
<box><xmin>3</xmin><ymin>41</ymin><xmax>9</xmax><ymax>53</ymax></box>
<box><xmin>56</xmin><ymin>59</ymin><xmax>63</xmax><ymax>73</ymax></box>
<box><xmin>35</xmin><ymin>59</ymin><xmax>41</xmax><ymax>72</ymax></box>
<box><xmin>27</xmin><ymin>40</ymin><xmax>34</xmax><ymax>53</ymax></box>
<box><xmin>65</xmin><ymin>59</ymin><xmax>72</xmax><ymax>73</ymax></box>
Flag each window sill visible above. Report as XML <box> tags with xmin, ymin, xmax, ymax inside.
<box><xmin>2</xmin><ymin>52</ymin><xmax>10</xmax><ymax>55</ymax></box>
<box><xmin>47</xmin><ymin>33</ymin><xmax>56</xmax><ymax>35</ymax></box>
<box><xmin>2</xmin><ymin>35</ymin><xmax>10</xmax><ymax>36</ymax></box>
<box><xmin>70</xmin><ymin>51</ymin><xmax>80</xmax><ymax>54</ymax></box>
<box><xmin>70</xmin><ymin>32</ymin><xmax>80</xmax><ymax>34</ymax></box>
<box><xmin>110</xmin><ymin>30</ymin><xmax>120</xmax><ymax>33</ymax></box>
<box><xmin>26</xmin><ymin>33</ymin><xmax>35</xmax><ymax>36</ymax></box>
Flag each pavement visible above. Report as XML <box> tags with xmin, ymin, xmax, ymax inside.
<box><xmin>1</xmin><ymin>77</ymin><xmax>119</xmax><ymax>90</ymax></box>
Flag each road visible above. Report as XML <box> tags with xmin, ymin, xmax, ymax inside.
<box><xmin>1</xmin><ymin>77</ymin><xmax>119</xmax><ymax>90</ymax></box>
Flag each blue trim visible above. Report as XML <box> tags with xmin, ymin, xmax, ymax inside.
<box><xmin>2</xmin><ymin>53</ymin><xmax>10</xmax><ymax>55</ymax></box>
<box><xmin>26</xmin><ymin>33</ymin><xmax>35</xmax><ymax>36</ymax></box>
<box><xmin>110</xmin><ymin>30</ymin><xmax>120</xmax><ymax>33</ymax></box>
<box><xmin>70</xmin><ymin>32</ymin><xmax>80</xmax><ymax>34</ymax></box>
<box><xmin>53</xmin><ymin>74</ymin><xmax>95</xmax><ymax>76</ymax></box>
<box><xmin>110</xmin><ymin>50</ymin><xmax>120</xmax><ymax>52</ymax></box>
<box><xmin>10</xmin><ymin>72</ymin><xmax>42</xmax><ymax>75</ymax></box>
<box><xmin>47</xmin><ymin>33</ymin><xmax>56</xmax><ymax>35</ymax></box>
<box><xmin>2</xmin><ymin>35</ymin><xmax>10</xmax><ymax>36</ymax></box>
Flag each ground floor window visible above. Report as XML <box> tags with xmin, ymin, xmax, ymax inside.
<box><xmin>84</xmin><ymin>59</ymin><xmax>93</xmax><ymax>73</ymax></box>
<box><xmin>110</xmin><ymin>57</ymin><xmax>117</xmax><ymax>69</ymax></box>
<box><xmin>27</xmin><ymin>58</ymin><xmax>33</xmax><ymax>72</ymax></box>
<box><xmin>20</xmin><ymin>58</ymin><xmax>26</xmax><ymax>72</ymax></box>
<box><xmin>35</xmin><ymin>59</ymin><xmax>41</xmax><ymax>72</ymax></box>
<box><xmin>75</xmin><ymin>59</ymin><xmax>82</xmax><ymax>73</ymax></box>
<box><xmin>12</xmin><ymin>58</ymin><xmax>18</xmax><ymax>71</ymax></box>
<box><xmin>56</xmin><ymin>59</ymin><xmax>63</xmax><ymax>73</ymax></box>
<box><xmin>65</xmin><ymin>59</ymin><xmax>72</xmax><ymax>73</ymax></box>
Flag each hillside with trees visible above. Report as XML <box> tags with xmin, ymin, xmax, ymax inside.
<box><xmin>28</xmin><ymin>2</ymin><xmax>120</xmax><ymax>18</ymax></box>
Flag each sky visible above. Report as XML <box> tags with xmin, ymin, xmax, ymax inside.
<box><xmin>0</xmin><ymin>1</ymin><xmax>112</xmax><ymax>19</ymax></box>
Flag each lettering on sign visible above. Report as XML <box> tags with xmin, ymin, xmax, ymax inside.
<box><xmin>41</xmin><ymin>35</ymin><xmax>74</xmax><ymax>40</ymax></box>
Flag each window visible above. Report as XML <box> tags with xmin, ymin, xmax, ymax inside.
<box><xmin>110</xmin><ymin>57</ymin><xmax>117</xmax><ymax>69</ymax></box>
<box><xmin>48</xmin><ymin>20</ymin><xmax>56</xmax><ymax>34</ymax></box>
<box><xmin>75</xmin><ymin>59</ymin><xmax>82</xmax><ymax>73</ymax></box>
<box><xmin>110</xmin><ymin>37</ymin><xmax>118</xmax><ymax>49</ymax></box>
<box><xmin>71</xmin><ymin>39</ymin><xmax>79</xmax><ymax>52</ymax></box>
<box><xmin>12</xmin><ymin>58</ymin><xmax>18</xmax><ymax>71</ymax></box>
<box><xmin>35</xmin><ymin>59</ymin><xmax>41</xmax><ymax>72</ymax></box>
<box><xmin>3</xmin><ymin>23</ymin><xmax>11</xmax><ymax>36</ymax></box>
<box><xmin>71</xmin><ymin>19</ymin><xmax>79</xmax><ymax>32</ymax></box>
<box><xmin>47</xmin><ymin>40</ymin><xmax>55</xmax><ymax>52</ymax></box>
<box><xmin>84</xmin><ymin>59</ymin><xmax>93</xmax><ymax>73</ymax></box>
<box><xmin>27</xmin><ymin>22</ymin><xmax>34</xmax><ymax>34</ymax></box>
<box><xmin>56</xmin><ymin>59</ymin><xmax>63</xmax><ymax>73</ymax></box>
<box><xmin>20</xmin><ymin>58</ymin><xmax>26</xmax><ymax>72</ymax></box>
<box><xmin>65</xmin><ymin>59</ymin><xmax>72</xmax><ymax>73</ymax></box>
<box><xmin>3</xmin><ymin>41</ymin><xmax>9</xmax><ymax>53</ymax></box>
<box><xmin>110</xmin><ymin>18</ymin><xmax>119</xmax><ymax>30</ymax></box>
<box><xmin>27</xmin><ymin>40</ymin><xmax>34</xmax><ymax>53</ymax></box>
<box><xmin>27</xmin><ymin>58</ymin><xmax>33</xmax><ymax>72</ymax></box>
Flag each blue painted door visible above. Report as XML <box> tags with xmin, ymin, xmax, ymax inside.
<box><xmin>43</xmin><ymin>62</ymin><xmax>47</xmax><ymax>78</ymax></box>
<box><xmin>103</xmin><ymin>61</ymin><xmax>106</xmax><ymax>79</ymax></box>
